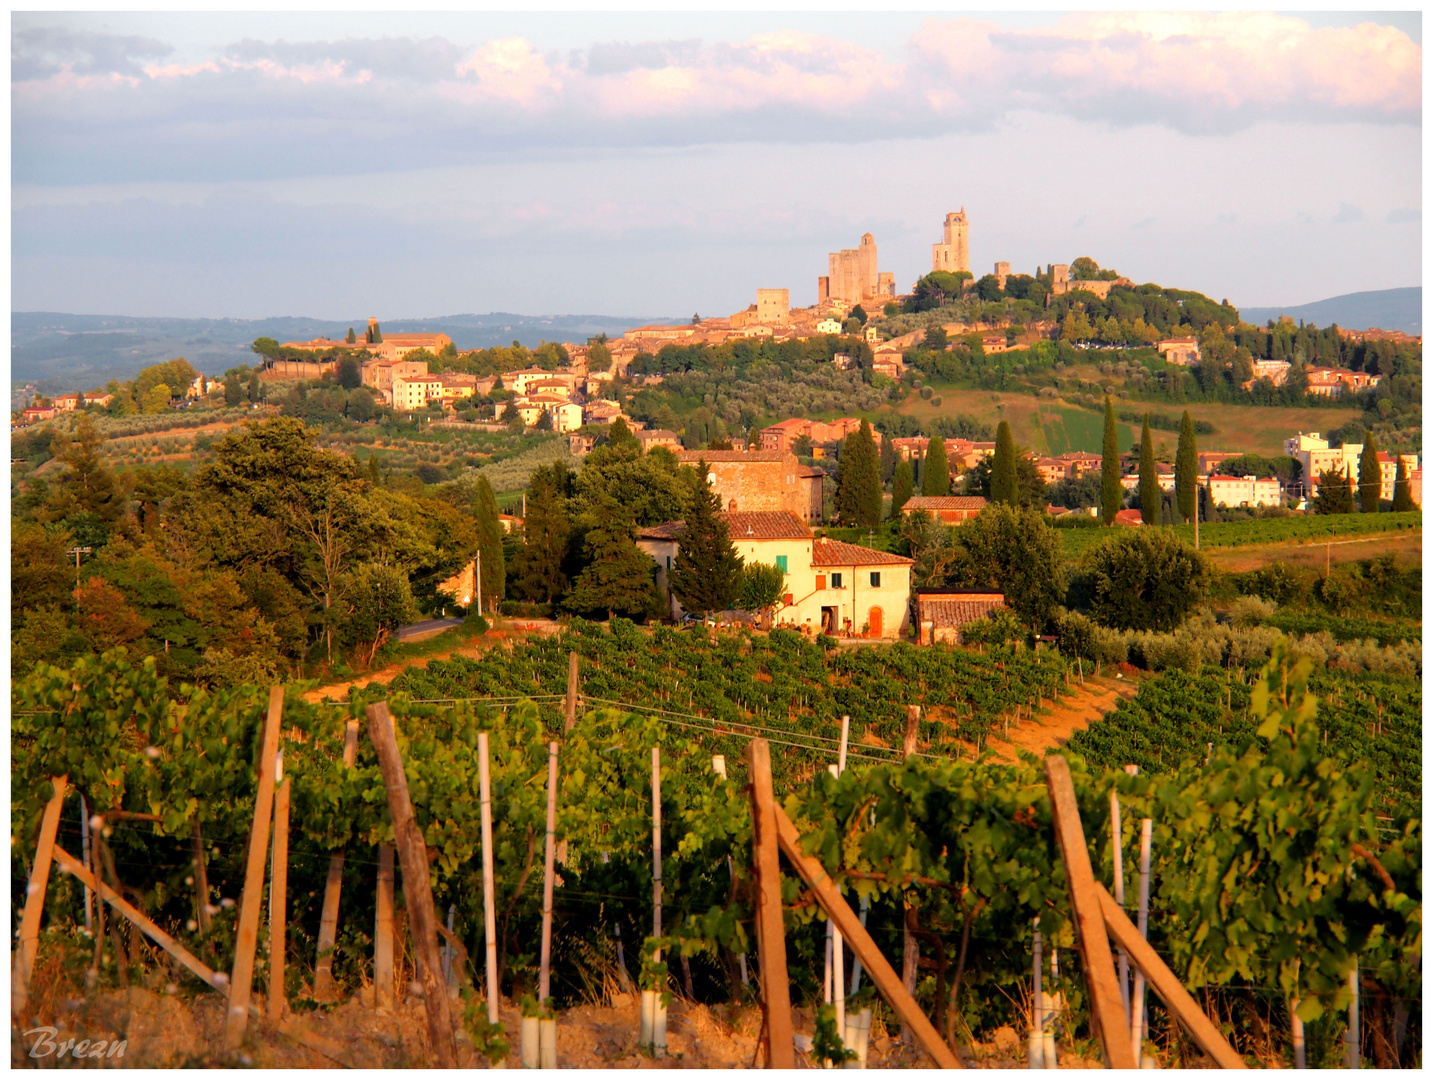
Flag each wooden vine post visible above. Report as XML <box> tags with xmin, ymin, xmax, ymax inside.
<box><xmin>366</xmin><ymin>702</ymin><xmax>458</xmax><ymax>1068</ymax></box>
<box><xmin>374</xmin><ymin>845</ymin><xmax>395</xmax><ymax>1011</ymax></box>
<box><xmin>12</xmin><ymin>775</ymin><xmax>68</xmax><ymax>1015</ymax></box>
<box><xmin>771</xmin><ymin>802</ymin><xmax>962</xmax><ymax>1068</ymax></box>
<box><xmin>745</xmin><ymin>738</ymin><xmax>795</xmax><ymax>1068</ymax></box>
<box><xmin>267</xmin><ymin>754</ymin><xmax>290</xmax><ymax>1022</ymax></box>
<box><xmin>477</xmin><ymin>732</ymin><xmax>501</xmax><ymax>1036</ymax></box>
<box><xmin>313</xmin><ymin>718</ymin><xmax>359</xmax><ymax>1002</ymax></box>
<box><xmin>224</xmin><ymin>686</ymin><xmax>286</xmax><ymax>1050</ymax></box>
<box><xmin>1043</xmin><ymin>755</ymin><xmax>1138</xmax><ymax>1069</ymax></box>
<box><xmin>565</xmin><ymin>651</ymin><xmax>580</xmax><ymax>732</ymax></box>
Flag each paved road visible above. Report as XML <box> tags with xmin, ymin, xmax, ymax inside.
<box><xmin>395</xmin><ymin>617</ymin><xmax>464</xmax><ymax>641</ymax></box>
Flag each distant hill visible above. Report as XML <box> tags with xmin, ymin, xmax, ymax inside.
<box><xmin>10</xmin><ymin>311</ymin><xmax>685</xmax><ymax>392</ymax></box>
<box><xmin>1239</xmin><ymin>287</ymin><xmax>1420</xmax><ymax>335</ymax></box>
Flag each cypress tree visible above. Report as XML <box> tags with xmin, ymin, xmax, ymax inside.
<box><xmin>224</xmin><ymin>374</ymin><xmax>242</xmax><ymax>407</ymax></box>
<box><xmin>1392</xmin><ymin>454</ymin><xmax>1415</xmax><ymax>511</ymax></box>
<box><xmin>564</xmin><ymin>495</ymin><xmax>658</xmax><ymax>620</ymax></box>
<box><xmin>890</xmin><ymin>459</ymin><xmax>915</xmax><ymax>519</ymax></box>
<box><xmin>668</xmin><ymin>464</ymin><xmax>743</xmax><ymax>618</ymax></box>
<box><xmin>880</xmin><ymin>433</ymin><xmax>898</xmax><ymax>485</ymax></box>
<box><xmin>1100</xmin><ymin>396</ymin><xmax>1121</xmax><ymax>525</ymax></box>
<box><xmin>922</xmin><ymin>436</ymin><xmax>950</xmax><ymax>496</ymax></box>
<box><xmin>1358</xmin><ymin>434</ymin><xmax>1381</xmax><ymax>512</ymax></box>
<box><xmin>473</xmin><ymin>474</ymin><xmax>506</xmax><ymax>611</ymax></box>
<box><xmin>346</xmin><ymin>327</ymin><xmax>357</xmax><ymax>344</ymax></box>
<box><xmin>991</xmin><ymin>421</ymin><xmax>1016</xmax><ymax>504</ymax></box>
<box><xmin>1175</xmin><ymin>410</ymin><xmax>1198</xmax><ymax>523</ymax></box>
<box><xmin>835</xmin><ymin>420</ymin><xmax>881</xmax><ymax>526</ymax></box>
<box><xmin>247</xmin><ymin>370</ymin><xmax>261</xmax><ymax>402</ymax></box>
<box><xmin>367</xmin><ymin>454</ymin><xmax>381</xmax><ymax>484</ymax></box>
<box><xmin>1138</xmin><ymin>414</ymin><xmax>1159</xmax><ymax>525</ymax></box>
<box><xmin>512</xmin><ymin>462</ymin><xmax>574</xmax><ymax>604</ymax></box>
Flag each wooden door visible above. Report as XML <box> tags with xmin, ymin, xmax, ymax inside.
<box><xmin>868</xmin><ymin>606</ymin><xmax>883</xmax><ymax>638</ymax></box>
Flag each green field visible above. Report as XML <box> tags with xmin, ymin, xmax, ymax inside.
<box><xmin>1038</xmin><ymin>404</ymin><xmax>1134</xmax><ymax>455</ymax></box>
<box><xmin>1057</xmin><ymin>512</ymin><xmax>1422</xmax><ymax>560</ymax></box>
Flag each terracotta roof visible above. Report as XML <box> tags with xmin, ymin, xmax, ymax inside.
<box><xmin>918</xmin><ymin>595</ymin><xmax>1005</xmax><ymax>629</ymax></box>
<box><xmin>902</xmin><ymin>496</ymin><xmax>988</xmax><ymax>511</ymax></box>
<box><xmin>638</xmin><ymin>429</ymin><xmax>681</xmax><ymax>440</ymax></box>
<box><xmin>812</xmin><ymin>538</ymin><xmax>914</xmax><ymax>567</ymax></box>
<box><xmin>638</xmin><ymin>520</ymin><xmax>686</xmax><ymax>540</ymax></box>
<box><xmin>640</xmin><ymin>510</ymin><xmax>813</xmax><ymax>542</ymax></box>
<box><xmin>797</xmin><ymin>465</ymin><xmax>826</xmax><ymax>478</ymax></box>
<box><xmin>726</xmin><ymin>511</ymin><xmax>812</xmax><ymax>539</ymax></box>
<box><xmin>676</xmin><ymin>450</ymin><xmax>791</xmax><ymax>462</ymax></box>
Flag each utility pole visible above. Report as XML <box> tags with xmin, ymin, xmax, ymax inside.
<box><xmin>66</xmin><ymin>547</ymin><xmax>92</xmax><ymax>606</ymax></box>
<box><xmin>1193</xmin><ymin>479</ymin><xmax>1200</xmax><ymax>550</ymax></box>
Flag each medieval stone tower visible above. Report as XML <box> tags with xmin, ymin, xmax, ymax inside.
<box><xmin>932</xmin><ymin>209</ymin><xmax>969</xmax><ymax>274</ymax></box>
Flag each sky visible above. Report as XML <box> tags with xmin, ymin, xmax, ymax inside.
<box><xmin>10</xmin><ymin>10</ymin><xmax>1423</xmax><ymax>321</ymax></box>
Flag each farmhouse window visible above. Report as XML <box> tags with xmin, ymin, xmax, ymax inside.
<box><xmin>869</xmin><ymin>572</ymin><xmax>881</xmax><ymax>587</ymax></box>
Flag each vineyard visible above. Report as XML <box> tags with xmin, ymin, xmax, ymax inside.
<box><xmin>10</xmin><ymin>638</ymin><xmax>1421</xmax><ymax>1069</ymax></box>
<box><xmin>1065</xmin><ymin>666</ymin><xmax>1422</xmax><ymax>819</ymax></box>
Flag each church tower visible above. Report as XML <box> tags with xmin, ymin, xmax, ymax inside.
<box><xmin>932</xmin><ymin>208</ymin><xmax>969</xmax><ymax>274</ymax></box>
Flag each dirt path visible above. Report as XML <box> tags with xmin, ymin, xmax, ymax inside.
<box><xmin>981</xmin><ymin>675</ymin><xmax>1138</xmax><ymax>765</ymax></box>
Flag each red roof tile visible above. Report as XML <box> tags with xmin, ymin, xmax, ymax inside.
<box><xmin>812</xmin><ymin>538</ymin><xmax>913</xmax><ymax>567</ymax></box>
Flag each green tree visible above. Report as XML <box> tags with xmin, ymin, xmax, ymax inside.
<box><xmin>1392</xmin><ymin>454</ymin><xmax>1415</xmax><ymax>512</ymax></box>
<box><xmin>1138</xmin><ymin>414</ymin><xmax>1159</xmax><ymax>525</ymax></box>
<box><xmin>990</xmin><ymin>421</ymin><xmax>1017</xmax><ymax>504</ymax></box>
<box><xmin>922</xmin><ymin>436</ymin><xmax>951</xmax><ymax>497</ymax></box>
<box><xmin>850</xmin><ymin>304</ymin><xmax>868</xmax><ymax>325</ymax></box>
<box><xmin>564</xmin><ymin>495</ymin><xmax>659</xmax><ymax>620</ymax></box>
<box><xmin>346</xmin><ymin>327</ymin><xmax>357</xmax><ymax>344</ymax></box>
<box><xmin>890</xmin><ymin>459</ymin><xmax>915</xmax><ymax>519</ymax></box>
<box><xmin>668</xmin><ymin>467</ymin><xmax>743</xmax><ymax>619</ymax></box>
<box><xmin>735</xmin><ymin>561</ymin><xmax>786</xmax><ymax>627</ymax></box>
<box><xmin>473</xmin><ymin>474</ymin><xmax>507</xmax><ymax>612</ymax></box>
<box><xmin>535</xmin><ymin>407</ymin><xmax>554</xmax><ymax>432</ymax></box>
<box><xmin>46</xmin><ymin>412</ymin><xmax>125</xmax><ymax>527</ymax></box>
<box><xmin>879</xmin><ymin>432</ymin><xmax>898</xmax><ymax>485</ymax></box>
<box><xmin>1358</xmin><ymin>435</ymin><xmax>1381</xmax><ymax>513</ymax></box>
<box><xmin>251</xmin><ymin>337</ymin><xmax>280</xmax><ymax>359</ymax></box>
<box><xmin>834</xmin><ymin>420</ymin><xmax>881</xmax><ymax>526</ymax></box>
<box><xmin>946</xmin><ymin>504</ymin><xmax>1066</xmax><ymax>629</ymax></box>
<box><xmin>1100</xmin><ymin>396</ymin><xmax>1121</xmax><ymax>525</ymax></box>
<box><xmin>247</xmin><ymin>370</ymin><xmax>261</xmax><ymax>403</ymax></box>
<box><xmin>512</xmin><ymin>462</ymin><xmax>574</xmax><ymax>605</ymax></box>
<box><xmin>367</xmin><ymin>454</ymin><xmax>381</xmax><ymax>484</ymax></box>
<box><xmin>338</xmin><ymin>562</ymin><xmax>420</xmax><ymax>668</ymax></box>
<box><xmin>224</xmin><ymin>374</ymin><xmax>242</xmax><ymax>406</ymax></box>
<box><xmin>607</xmin><ymin>416</ymin><xmax>640</xmax><ymax>452</ymax></box>
<box><xmin>1312</xmin><ymin>468</ymin><xmax>1355</xmax><ymax>515</ymax></box>
<box><xmin>1080</xmin><ymin>529</ymin><xmax>1210</xmax><ymax>631</ymax></box>
<box><xmin>141</xmin><ymin>383</ymin><xmax>170</xmax><ymax>414</ymax></box>
<box><xmin>337</xmin><ymin>356</ymin><xmax>362</xmax><ymax>390</ymax></box>
<box><xmin>923</xmin><ymin>326</ymin><xmax>948</xmax><ymax>350</ymax></box>
<box><xmin>368</xmin><ymin>321</ymin><xmax>383</xmax><ymax>345</ymax></box>
<box><xmin>1175</xmin><ymin>410</ymin><xmax>1198</xmax><ymax>523</ymax></box>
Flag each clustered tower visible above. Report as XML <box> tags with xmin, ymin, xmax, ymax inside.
<box><xmin>932</xmin><ymin>208</ymin><xmax>969</xmax><ymax>274</ymax></box>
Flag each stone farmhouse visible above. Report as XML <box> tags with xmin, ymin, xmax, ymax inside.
<box><xmin>676</xmin><ymin>450</ymin><xmax>824</xmax><ymax>522</ymax></box>
<box><xmin>915</xmin><ymin>588</ymin><xmax>1005</xmax><ymax>645</ymax></box>
<box><xmin>1157</xmin><ymin>338</ymin><xmax>1201</xmax><ymax>366</ymax></box>
<box><xmin>637</xmin><ymin>510</ymin><xmax>913</xmax><ymax>638</ymax></box>
<box><xmin>1304</xmin><ymin>368</ymin><xmax>1381</xmax><ymax>399</ymax></box>
<box><xmin>899</xmin><ymin>495</ymin><xmax>988</xmax><ymax>524</ymax></box>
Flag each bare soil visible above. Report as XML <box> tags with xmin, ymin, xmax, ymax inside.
<box><xmin>12</xmin><ymin>985</ymin><xmax>1105</xmax><ymax>1069</ymax></box>
<box><xmin>1205</xmin><ymin>531</ymin><xmax>1423</xmax><ymax>573</ymax></box>
<box><xmin>980</xmin><ymin>675</ymin><xmax>1139</xmax><ymax>765</ymax></box>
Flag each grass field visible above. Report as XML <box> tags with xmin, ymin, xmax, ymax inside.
<box><xmin>894</xmin><ymin>384</ymin><xmax>1363</xmax><ymax>458</ymax></box>
<box><xmin>1058</xmin><ymin>512</ymin><xmax>1422</xmax><ymax>562</ymax></box>
<box><xmin>1038</xmin><ymin>404</ymin><xmax>1134</xmax><ymax>455</ymax></box>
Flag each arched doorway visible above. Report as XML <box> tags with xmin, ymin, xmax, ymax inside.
<box><xmin>868</xmin><ymin>606</ymin><xmax>883</xmax><ymax>638</ymax></box>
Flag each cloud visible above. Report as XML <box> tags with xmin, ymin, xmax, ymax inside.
<box><xmin>1334</xmin><ymin>202</ymin><xmax>1364</xmax><ymax>223</ymax></box>
<box><xmin>1386</xmin><ymin>207</ymin><xmax>1421</xmax><ymax>223</ymax></box>
<box><xmin>10</xmin><ymin>14</ymin><xmax>1422</xmax><ymax>186</ymax></box>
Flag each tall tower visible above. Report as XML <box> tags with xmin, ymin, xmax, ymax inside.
<box><xmin>931</xmin><ymin>208</ymin><xmax>969</xmax><ymax>274</ymax></box>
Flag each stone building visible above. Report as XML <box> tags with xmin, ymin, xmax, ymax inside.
<box><xmin>1157</xmin><ymin>338</ymin><xmax>1201</xmax><ymax>366</ymax></box>
<box><xmin>676</xmin><ymin>450</ymin><xmax>824</xmax><ymax>522</ymax></box>
<box><xmin>899</xmin><ymin>495</ymin><xmax>988</xmax><ymax>524</ymax></box>
<box><xmin>915</xmin><ymin>588</ymin><xmax>1005</xmax><ymax>645</ymax></box>
<box><xmin>932</xmin><ymin>209</ymin><xmax>970</xmax><ymax>274</ymax></box>
<box><xmin>819</xmin><ymin>233</ymin><xmax>896</xmax><ymax>305</ymax></box>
